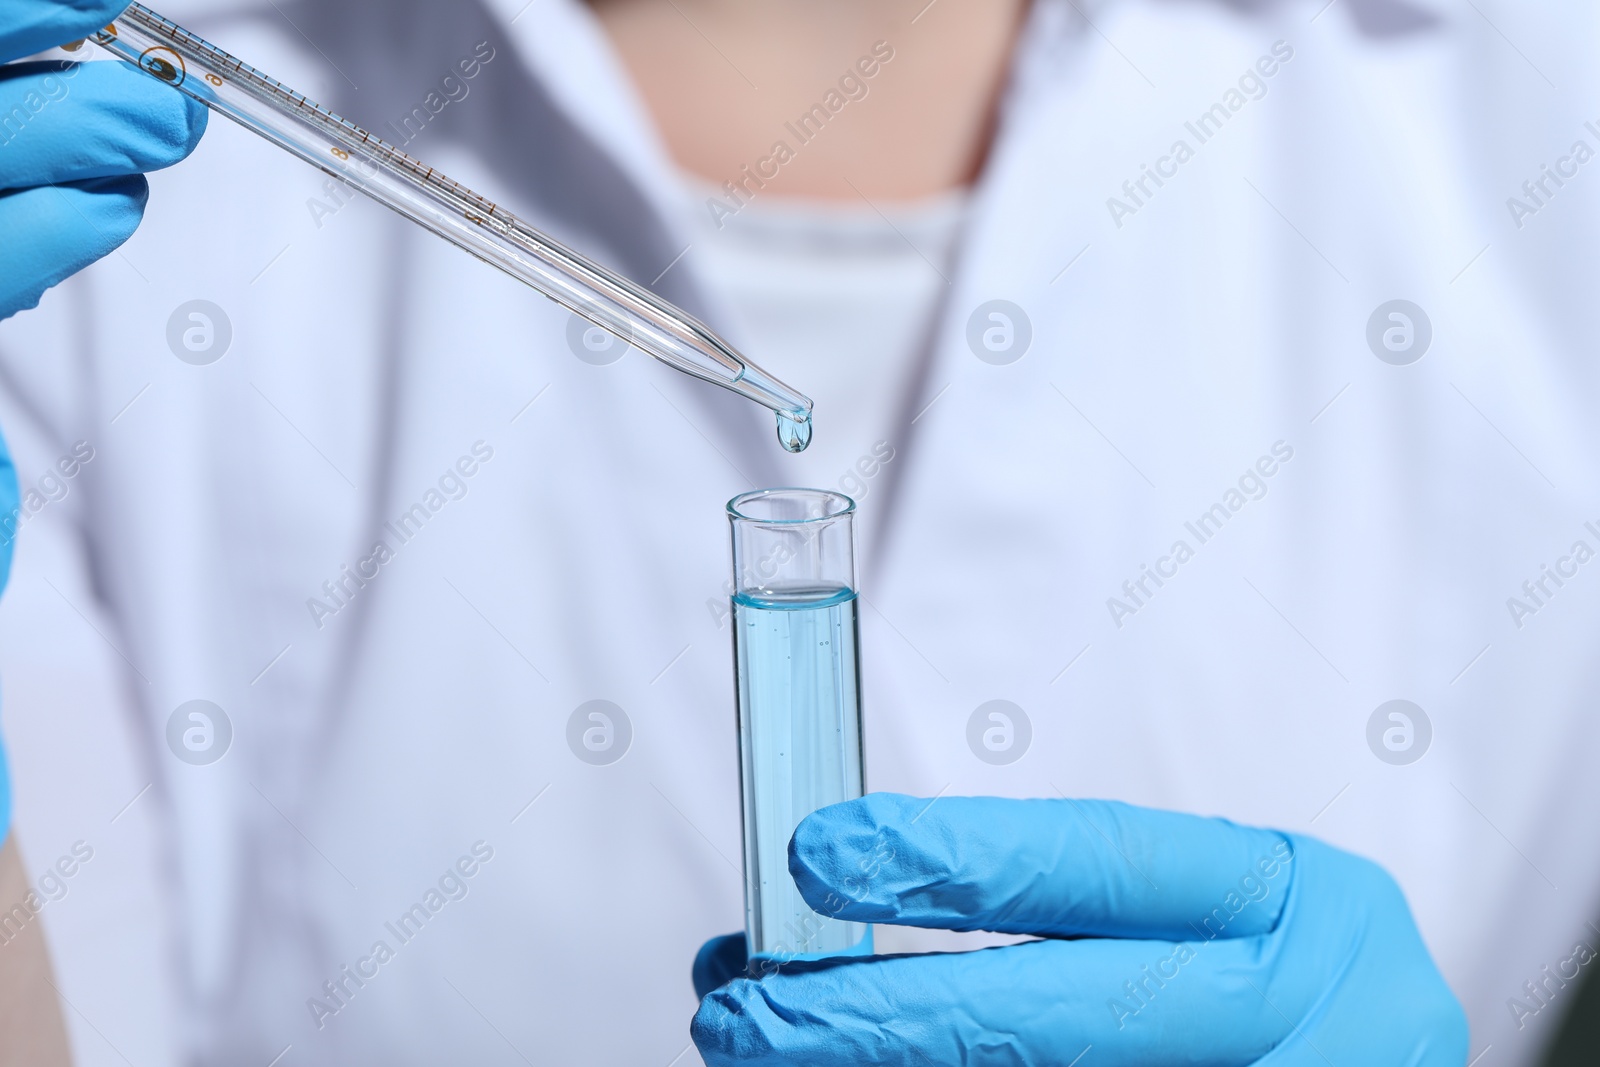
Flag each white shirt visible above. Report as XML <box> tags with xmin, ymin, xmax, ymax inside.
<box><xmin>1</xmin><ymin>0</ymin><xmax>1597</xmax><ymax>1063</ymax></box>
<box><xmin>679</xmin><ymin>178</ymin><xmax>968</xmax><ymax>505</ymax></box>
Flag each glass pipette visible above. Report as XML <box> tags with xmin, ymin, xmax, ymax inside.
<box><xmin>87</xmin><ymin>4</ymin><xmax>814</xmax><ymax>452</ymax></box>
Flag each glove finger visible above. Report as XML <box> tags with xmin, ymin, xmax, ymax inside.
<box><xmin>789</xmin><ymin>794</ymin><xmax>1292</xmax><ymax>941</ymax></box>
<box><xmin>0</xmin><ymin>174</ymin><xmax>147</xmax><ymax>319</ymax></box>
<box><xmin>1252</xmin><ymin>836</ymin><xmax>1469</xmax><ymax>1067</ymax></box>
<box><xmin>0</xmin><ymin>0</ymin><xmax>131</xmax><ymax>64</ymax></box>
<box><xmin>0</xmin><ymin>61</ymin><xmax>207</xmax><ymax>190</ymax></box>
<box><xmin>692</xmin><ymin>933</ymin><xmax>747</xmax><ymax>1000</ymax></box>
<box><xmin>692</xmin><ymin>935</ymin><xmax>1291</xmax><ymax>1067</ymax></box>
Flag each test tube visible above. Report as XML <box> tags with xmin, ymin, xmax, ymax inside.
<box><xmin>727</xmin><ymin>489</ymin><xmax>871</xmax><ymax>972</ymax></box>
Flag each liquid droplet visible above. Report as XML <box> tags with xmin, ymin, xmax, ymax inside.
<box><xmin>776</xmin><ymin>412</ymin><xmax>812</xmax><ymax>453</ymax></box>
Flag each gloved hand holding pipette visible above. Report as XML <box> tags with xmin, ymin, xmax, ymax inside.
<box><xmin>691</xmin><ymin>794</ymin><xmax>1468</xmax><ymax>1066</ymax></box>
<box><xmin>0</xmin><ymin>0</ymin><xmax>207</xmax><ymax>319</ymax></box>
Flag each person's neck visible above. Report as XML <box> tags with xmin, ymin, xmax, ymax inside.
<box><xmin>586</xmin><ymin>0</ymin><xmax>1029</xmax><ymax>201</ymax></box>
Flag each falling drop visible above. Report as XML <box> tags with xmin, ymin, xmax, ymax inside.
<box><xmin>776</xmin><ymin>411</ymin><xmax>812</xmax><ymax>453</ymax></box>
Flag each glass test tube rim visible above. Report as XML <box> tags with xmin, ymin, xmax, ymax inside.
<box><xmin>728</xmin><ymin>488</ymin><xmax>857</xmax><ymax>602</ymax></box>
<box><xmin>727</xmin><ymin>488</ymin><xmax>857</xmax><ymax>525</ymax></box>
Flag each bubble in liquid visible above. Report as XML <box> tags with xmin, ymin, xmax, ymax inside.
<box><xmin>776</xmin><ymin>412</ymin><xmax>812</xmax><ymax>453</ymax></box>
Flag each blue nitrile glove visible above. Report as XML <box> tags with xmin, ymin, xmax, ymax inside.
<box><xmin>691</xmin><ymin>794</ymin><xmax>1468</xmax><ymax>1066</ymax></box>
<box><xmin>1</xmin><ymin>0</ymin><xmax>208</xmax><ymax>319</ymax></box>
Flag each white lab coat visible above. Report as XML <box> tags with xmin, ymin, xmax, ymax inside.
<box><xmin>2</xmin><ymin>0</ymin><xmax>1597</xmax><ymax>1063</ymax></box>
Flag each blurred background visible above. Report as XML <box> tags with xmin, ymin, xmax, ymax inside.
<box><xmin>1</xmin><ymin>0</ymin><xmax>1597</xmax><ymax>1063</ymax></box>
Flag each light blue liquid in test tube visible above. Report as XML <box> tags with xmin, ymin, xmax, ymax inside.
<box><xmin>727</xmin><ymin>490</ymin><xmax>871</xmax><ymax>972</ymax></box>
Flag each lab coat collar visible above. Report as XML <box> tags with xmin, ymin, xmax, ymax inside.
<box><xmin>477</xmin><ymin>0</ymin><xmax>690</xmax><ymax>229</ymax></box>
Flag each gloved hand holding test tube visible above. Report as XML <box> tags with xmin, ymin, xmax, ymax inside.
<box><xmin>699</xmin><ymin>504</ymin><xmax>1466</xmax><ymax>1067</ymax></box>
<box><xmin>88</xmin><ymin>3</ymin><xmax>815</xmax><ymax>451</ymax></box>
